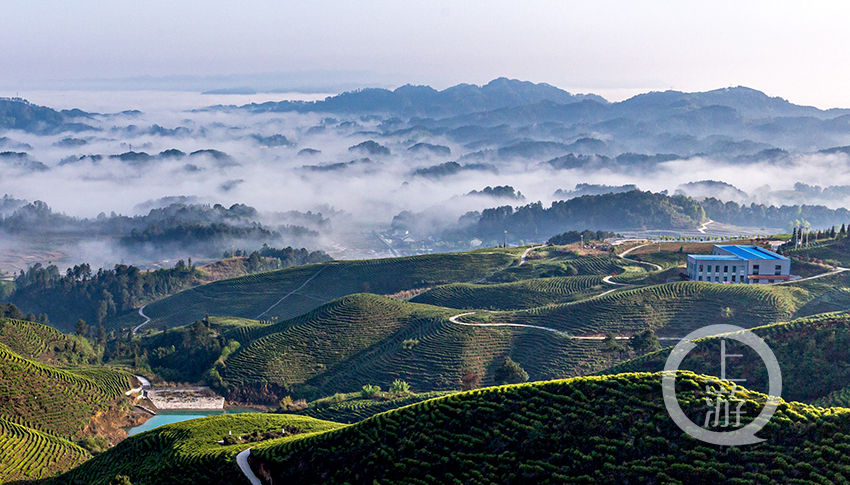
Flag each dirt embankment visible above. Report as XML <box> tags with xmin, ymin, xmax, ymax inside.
<box><xmin>84</xmin><ymin>400</ymin><xmax>150</xmax><ymax>445</ymax></box>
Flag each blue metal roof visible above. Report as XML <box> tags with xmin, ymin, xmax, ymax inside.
<box><xmin>689</xmin><ymin>254</ymin><xmax>743</xmax><ymax>261</ymax></box>
<box><xmin>716</xmin><ymin>245</ymin><xmax>788</xmax><ymax>261</ymax></box>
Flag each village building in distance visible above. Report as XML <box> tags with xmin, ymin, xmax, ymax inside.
<box><xmin>686</xmin><ymin>245</ymin><xmax>791</xmax><ymax>284</ymax></box>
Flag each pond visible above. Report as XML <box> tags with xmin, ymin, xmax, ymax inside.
<box><xmin>125</xmin><ymin>408</ymin><xmax>260</xmax><ymax>436</ymax></box>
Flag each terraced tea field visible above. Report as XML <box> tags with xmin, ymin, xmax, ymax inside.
<box><xmin>0</xmin><ymin>416</ymin><xmax>89</xmax><ymax>483</ymax></box>
<box><xmin>48</xmin><ymin>413</ymin><xmax>344</xmax><ymax>485</ymax></box>
<box><xmin>250</xmin><ymin>372</ymin><xmax>850</xmax><ymax>484</ymax></box>
<box><xmin>215</xmin><ymin>295</ymin><xmax>611</xmax><ymax>400</ymax></box>
<box><xmin>410</xmin><ymin>275</ymin><xmax>606</xmax><ymax>310</ymax></box>
<box><xmin>0</xmin><ymin>344</ymin><xmax>135</xmax><ymax>438</ymax></box>
<box><xmin>487</xmin><ymin>280</ymin><xmax>801</xmax><ymax>337</ymax></box>
<box><xmin>607</xmin><ymin>312</ymin><xmax>850</xmax><ymax>404</ymax></box>
<box><xmin>294</xmin><ymin>391</ymin><xmax>455</xmax><ymax>423</ymax></box>
<box><xmin>111</xmin><ymin>250</ymin><xmax>518</xmax><ymax>331</ymax></box>
<box><xmin>0</xmin><ymin>318</ymin><xmax>96</xmax><ymax>364</ymax></box>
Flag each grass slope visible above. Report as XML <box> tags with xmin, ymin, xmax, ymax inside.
<box><xmin>0</xmin><ymin>416</ymin><xmax>89</xmax><ymax>484</ymax></box>
<box><xmin>0</xmin><ymin>344</ymin><xmax>135</xmax><ymax>439</ymax></box>
<box><xmin>250</xmin><ymin>372</ymin><xmax>850</xmax><ymax>484</ymax></box>
<box><xmin>48</xmin><ymin>414</ymin><xmax>343</xmax><ymax>485</ymax></box>
<box><xmin>111</xmin><ymin>250</ymin><xmax>518</xmax><ymax>330</ymax></box>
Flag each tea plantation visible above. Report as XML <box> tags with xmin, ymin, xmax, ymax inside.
<box><xmin>250</xmin><ymin>372</ymin><xmax>850</xmax><ymax>484</ymax></box>
<box><xmin>111</xmin><ymin>249</ymin><xmax>520</xmax><ymax>330</ymax></box>
<box><xmin>0</xmin><ymin>342</ymin><xmax>135</xmax><ymax>438</ymax></box>
<box><xmin>0</xmin><ymin>416</ymin><xmax>89</xmax><ymax>483</ymax></box>
<box><xmin>48</xmin><ymin>413</ymin><xmax>344</xmax><ymax>485</ymax></box>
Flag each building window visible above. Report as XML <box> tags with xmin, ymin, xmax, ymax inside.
<box><xmin>724</xmin><ymin>265</ymin><xmax>729</xmax><ymax>272</ymax></box>
<box><xmin>753</xmin><ymin>264</ymin><xmax>760</xmax><ymax>275</ymax></box>
<box><xmin>775</xmin><ymin>265</ymin><xmax>781</xmax><ymax>275</ymax></box>
<box><xmin>732</xmin><ymin>275</ymin><xmax>736</xmax><ymax>282</ymax></box>
<box><xmin>697</xmin><ymin>276</ymin><xmax>702</xmax><ymax>281</ymax></box>
<box><xmin>723</xmin><ymin>276</ymin><xmax>728</xmax><ymax>282</ymax></box>
<box><xmin>699</xmin><ymin>264</ymin><xmax>703</xmax><ymax>272</ymax></box>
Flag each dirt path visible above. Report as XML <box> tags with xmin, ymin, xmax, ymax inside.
<box><xmin>697</xmin><ymin>219</ymin><xmax>714</xmax><ymax>234</ymax></box>
<box><xmin>236</xmin><ymin>448</ymin><xmax>262</xmax><ymax>485</ymax></box>
<box><xmin>256</xmin><ymin>266</ymin><xmax>327</xmax><ymax>319</ymax></box>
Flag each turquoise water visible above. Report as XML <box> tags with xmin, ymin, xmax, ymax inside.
<box><xmin>126</xmin><ymin>408</ymin><xmax>259</xmax><ymax>436</ymax></box>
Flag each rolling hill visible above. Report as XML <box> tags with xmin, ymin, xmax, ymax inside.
<box><xmin>0</xmin><ymin>318</ymin><xmax>99</xmax><ymax>365</ymax></box>
<box><xmin>0</xmin><ymin>338</ymin><xmax>135</xmax><ymax>439</ymax></box>
<box><xmin>110</xmin><ymin>249</ymin><xmax>519</xmax><ymax>331</ymax></box>
<box><xmin>48</xmin><ymin>413</ymin><xmax>343</xmax><ymax>485</ymax></box>
<box><xmin>246</xmin><ymin>372</ymin><xmax>850</xmax><ymax>484</ymax></box>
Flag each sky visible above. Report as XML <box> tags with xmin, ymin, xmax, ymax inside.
<box><xmin>1</xmin><ymin>1</ymin><xmax>850</xmax><ymax>107</ymax></box>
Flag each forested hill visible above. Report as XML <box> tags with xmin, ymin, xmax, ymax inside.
<box><xmin>0</xmin><ymin>98</ymin><xmax>95</xmax><ymax>134</ymax></box>
<box><xmin>456</xmin><ymin>190</ymin><xmax>850</xmax><ymax>242</ymax></box>
<box><xmin>459</xmin><ymin>191</ymin><xmax>706</xmax><ymax>240</ymax></box>
<box><xmin>232</xmin><ymin>78</ymin><xmax>607</xmax><ymax>118</ymax></box>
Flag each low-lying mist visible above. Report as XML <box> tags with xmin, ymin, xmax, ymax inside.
<box><xmin>3</xmin><ymin>86</ymin><xmax>850</xmax><ymax>273</ymax></box>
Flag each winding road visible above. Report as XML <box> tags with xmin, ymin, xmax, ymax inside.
<box><xmin>133</xmin><ymin>306</ymin><xmax>151</xmax><ymax>334</ymax></box>
<box><xmin>617</xmin><ymin>243</ymin><xmax>664</xmax><ymax>271</ymax></box>
<box><xmin>236</xmin><ymin>448</ymin><xmax>262</xmax><ymax>485</ymax></box>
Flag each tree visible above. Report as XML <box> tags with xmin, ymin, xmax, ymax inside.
<box><xmin>461</xmin><ymin>370</ymin><xmax>482</xmax><ymax>391</ymax></box>
<box><xmin>75</xmin><ymin>319</ymin><xmax>88</xmax><ymax>337</ymax></box>
<box><xmin>361</xmin><ymin>384</ymin><xmax>381</xmax><ymax>399</ymax></box>
<box><xmin>630</xmin><ymin>329</ymin><xmax>661</xmax><ymax>355</ymax></box>
<box><xmin>603</xmin><ymin>333</ymin><xmax>626</xmax><ymax>366</ymax></box>
<box><xmin>97</xmin><ymin>323</ymin><xmax>107</xmax><ymax>345</ymax></box>
<box><xmin>494</xmin><ymin>357</ymin><xmax>529</xmax><ymax>385</ymax></box>
<box><xmin>108</xmin><ymin>475</ymin><xmax>133</xmax><ymax>485</ymax></box>
<box><xmin>389</xmin><ymin>379</ymin><xmax>411</xmax><ymax>395</ymax></box>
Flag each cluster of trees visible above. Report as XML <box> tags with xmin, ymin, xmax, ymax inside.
<box><xmin>0</xmin><ymin>302</ymin><xmax>48</xmax><ymax>324</ymax></box>
<box><xmin>547</xmin><ymin>229</ymin><xmax>619</xmax><ymax>245</ymax></box>
<box><xmin>464</xmin><ymin>191</ymin><xmax>705</xmax><ymax>241</ymax></box>
<box><xmin>700</xmin><ymin>197</ymin><xmax>850</xmax><ymax>229</ymax></box>
<box><xmin>5</xmin><ymin>260</ymin><xmax>202</xmax><ymax>331</ymax></box>
<box><xmin>223</xmin><ymin>245</ymin><xmax>332</xmax><ymax>273</ymax></box>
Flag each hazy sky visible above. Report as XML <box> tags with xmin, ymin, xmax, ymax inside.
<box><xmin>2</xmin><ymin>1</ymin><xmax>850</xmax><ymax>107</ymax></box>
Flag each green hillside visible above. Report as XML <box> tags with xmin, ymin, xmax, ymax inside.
<box><xmin>292</xmin><ymin>390</ymin><xmax>455</xmax><ymax>424</ymax></box>
<box><xmin>0</xmin><ymin>416</ymin><xmax>89</xmax><ymax>483</ymax></box>
<box><xmin>607</xmin><ymin>312</ymin><xmax>850</xmax><ymax>404</ymax></box>
<box><xmin>250</xmin><ymin>372</ymin><xmax>850</xmax><ymax>484</ymax></box>
<box><xmin>410</xmin><ymin>275</ymin><xmax>606</xmax><ymax>310</ymax></box>
<box><xmin>111</xmin><ymin>249</ymin><xmax>519</xmax><ymax>330</ymax></box>
<box><xmin>0</xmin><ymin>344</ymin><xmax>135</xmax><ymax>439</ymax></box>
<box><xmin>48</xmin><ymin>413</ymin><xmax>343</xmax><ymax>485</ymax></box>
<box><xmin>481</xmin><ymin>280</ymin><xmax>800</xmax><ymax>337</ymax></box>
<box><xmin>0</xmin><ymin>318</ymin><xmax>98</xmax><ymax>365</ymax></box>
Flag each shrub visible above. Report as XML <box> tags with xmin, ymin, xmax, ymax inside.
<box><xmin>402</xmin><ymin>339</ymin><xmax>419</xmax><ymax>349</ymax></box>
<box><xmin>361</xmin><ymin>384</ymin><xmax>382</xmax><ymax>399</ymax></box>
<box><xmin>461</xmin><ymin>370</ymin><xmax>482</xmax><ymax>391</ymax></box>
<box><xmin>109</xmin><ymin>475</ymin><xmax>133</xmax><ymax>485</ymax></box>
<box><xmin>494</xmin><ymin>357</ymin><xmax>528</xmax><ymax>385</ymax></box>
<box><xmin>390</xmin><ymin>379</ymin><xmax>411</xmax><ymax>395</ymax></box>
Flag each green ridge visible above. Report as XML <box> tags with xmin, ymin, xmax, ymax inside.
<box><xmin>250</xmin><ymin>372</ymin><xmax>850</xmax><ymax>484</ymax></box>
<box><xmin>48</xmin><ymin>413</ymin><xmax>343</xmax><ymax>485</ymax></box>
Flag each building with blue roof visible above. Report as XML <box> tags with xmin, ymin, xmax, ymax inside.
<box><xmin>686</xmin><ymin>245</ymin><xmax>790</xmax><ymax>284</ymax></box>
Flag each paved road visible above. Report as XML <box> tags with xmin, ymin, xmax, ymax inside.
<box><xmin>602</xmin><ymin>275</ymin><xmax>631</xmax><ymax>286</ymax></box>
<box><xmin>519</xmin><ymin>245</ymin><xmax>538</xmax><ymax>266</ymax></box>
<box><xmin>448</xmin><ymin>312</ymin><xmax>633</xmax><ymax>340</ymax></box>
<box><xmin>697</xmin><ymin>219</ymin><xmax>714</xmax><ymax>234</ymax></box>
<box><xmin>617</xmin><ymin>243</ymin><xmax>664</xmax><ymax>271</ymax></box>
<box><xmin>133</xmin><ymin>306</ymin><xmax>151</xmax><ymax>334</ymax></box>
<box><xmin>773</xmin><ymin>266</ymin><xmax>850</xmax><ymax>285</ymax></box>
<box><xmin>236</xmin><ymin>448</ymin><xmax>262</xmax><ymax>485</ymax></box>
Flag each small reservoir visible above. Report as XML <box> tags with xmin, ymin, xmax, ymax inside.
<box><xmin>126</xmin><ymin>408</ymin><xmax>259</xmax><ymax>436</ymax></box>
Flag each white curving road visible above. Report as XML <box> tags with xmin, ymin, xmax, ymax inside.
<box><xmin>256</xmin><ymin>266</ymin><xmax>327</xmax><ymax>319</ymax></box>
<box><xmin>236</xmin><ymin>448</ymin><xmax>262</xmax><ymax>485</ymax></box>
<box><xmin>133</xmin><ymin>305</ymin><xmax>151</xmax><ymax>334</ymax></box>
